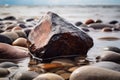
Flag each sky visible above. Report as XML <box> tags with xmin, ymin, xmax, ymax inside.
<box><xmin>0</xmin><ymin>0</ymin><xmax>120</xmax><ymax>5</ymax></box>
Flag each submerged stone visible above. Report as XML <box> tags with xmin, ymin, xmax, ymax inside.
<box><xmin>28</xmin><ymin>12</ymin><xmax>93</xmax><ymax>62</ymax></box>
<box><xmin>0</xmin><ymin>62</ymin><xmax>18</xmax><ymax>68</ymax></box>
<box><xmin>98</xmin><ymin>36</ymin><xmax>120</xmax><ymax>41</ymax></box>
<box><xmin>88</xmin><ymin>23</ymin><xmax>114</xmax><ymax>29</ymax></box>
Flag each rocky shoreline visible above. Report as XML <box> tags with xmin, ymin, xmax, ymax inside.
<box><xmin>0</xmin><ymin>12</ymin><xmax>120</xmax><ymax>80</ymax></box>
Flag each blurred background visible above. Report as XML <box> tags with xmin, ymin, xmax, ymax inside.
<box><xmin>0</xmin><ymin>0</ymin><xmax>120</xmax><ymax>5</ymax></box>
<box><xmin>0</xmin><ymin>0</ymin><xmax>120</xmax><ymax>23</ymax></box>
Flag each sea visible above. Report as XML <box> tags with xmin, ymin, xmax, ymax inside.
<box><xmin>0</xmin><ymin>5</ymin><xmax>120</xmax><ymax>68</ymax></box>
<box><xmin>0</xmin><ymin>5</ymin><xmax>120</xmax><ymax>23</ymax></box>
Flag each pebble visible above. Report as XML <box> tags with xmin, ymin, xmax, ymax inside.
<box><xmin>12</xmin><ymin>37</ymin><xmax>28</xmax><ymax>47</ymax></box>
<box><xmin>5</xmin><ymin>25</ymin><xmax>15</xmax><ymax>30</ymax></box>
<box><xmin>0</xmin><ymin>22</ymin><xmax>4</xmax><ymax>25</ymax></box>
<box><xmin>81</xmin><ymin>27</ymin><xmax>90</xmax><ymax>32</ymax></box>
<box><xmin>51</xmin><ymin>59</ymin><xmax>75</xmax><ymax>67</ymax></box>
<box><xmin>88</xmin><ymin>23</ymin><xmax>114</xmax><ymax>29</ymax></box>
<box><xmin>98</xmin><ymin>36</ymin><xmax>120</xmax><ymax>41</ymax></box>
<box><xmin>13</xmin><ymin>71</ymin><xmax>39</xmax><ymax>80</ymax></box>
<box><xmin>91</xmin><ymin>61</ymin><xmax>120</xmax><ymax>72</ymax></box>
<box><xmin>3</xmin><ymin>16</ymin><xmax>16</xmax><ymax>20</ymax></box>
<box><xmin>70</xmin><ymin>66</ymin><xmax>120</xmax><ymax>80</ymax></box>
<box><xmin>14</xmin><ymin>30</ymin><xmax>27</xmax><ymax>38</ymax></box>
<box><xmin>0</xmin><ymin>68</ymin><xmax>10</xmax><ymax>77</ymax></box>
<box><xmin>95</xmin><ymin>19</ymin><xmax>102</xmax><ymax>23</ymax></box>
<box><xmin>19</xmin><ymin>24</ymin><xmax>27</xmax><ymax>28</ymax></box>
<box><xmin>96</xmin><ymin>51</ymin><xmax>120</xmax><ymax>64</ymax></box>
<box><xmin>103</xmin><ymin>46</ymin><xmax>120</xmax><ymax>53</ymax></box>
<box><xmin>1</xmin><ymin>31</ymin><xmax>19</xmax><ymax>42</ymax></box>
<box><xmin>37</xmin><ymin>63</ymin><xmax>63</xmax><ymax>71</ymax></box>
<box><xmin>55</xmin><ymin>70</ymin><xmax>66</xmax><ymax>74</ymax></box>
<box><xmin>0</xmin><ymin>34</ymin><xmax>12</xmax><ymax>44</ymax></box>
<box><xmin>33</xmin><ymin>73</ymin><xmax>65</xmax><ymax>80</ymax></box>
<box><xmin>23</xmin><ymin>28</ymin><xmax>32</xmax><ymax>37</ymax></box>
<box><xmin>68</xmin><ymin>66</ymin><xmax>79</xmax><ymax>72</ymax></box>
<box><xmin>0</xmin><ymin>62</ymin><xmax>18</xmax><ymax>68</ymax></box>
<box><xmin>0</xmin><ymin>29</ymin><xmax>4</xmax><ymax>33</ymax></box>
<box><xmin>101</xmin><ymin>27</ymin><xmax>112</xmax><ymax>32</ymax></box>
<box><xmin>74</xmin><ymin>57</ymin><xmax>89</xmax><ymax>65</ymax></box>
<box><xmin>60</xmin><ymin>72</ymin><xmax>71</xmax><ymax>80</ymax></box>
<box><xmin>26</xmin><ymin>18</ymin><xmax>34</xmax><ymax>22</ymax></box>
<box><xmin>0</xmin><ymin>43</ymin><xmax>29</xmax><ymax>59</ymax></box>
<box><xmin>0</xmin><ymin>18</ymin><xmax>3</xmax><ymax>21</ymax></box>
<box><xmin>75</xmin><ymin>21</ymin><xmax>83</xmax><ymax>26</ymax></box>
<box><xmin>11</xmin><ymin>26</ymin><xmax>22</xmax><ymax>31</ymax></box>
<box><xmin>113</xmin><ymin>27</ymin><xmax>120</xmax><ymax>31</ymax></box>
<box><xmin>109</xmin><ymin>20</ymin><xmax>118</xmax><ymax>24</ymax></box>
<box><xmin>85</xmin><ymin>19</ymin><xmax>95</xmax><ymax>25</ymax></box>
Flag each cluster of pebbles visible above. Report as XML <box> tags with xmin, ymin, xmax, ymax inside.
<box><xmin>0</xmin><ymin>12</ymin><xmax>120</xmax><ymax>80</ymax></box>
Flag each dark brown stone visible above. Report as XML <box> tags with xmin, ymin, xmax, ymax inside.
<box><xmin>28</xmin><ymin>12</ymin><xmax>93</xmax><ymax>62</ymax></box>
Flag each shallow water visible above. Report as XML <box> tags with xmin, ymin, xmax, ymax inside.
<box><xmin>0</xmin><ymin>5</ymin><xmax>120</xmax><ymax>23</ymax></box>
<box><xmin>0</xmin><ymin>5</ymin><xmax>120</xmax><ymax>70</ymax></box>
<box><xmin>87</xmin><ymin>31</ymin><xmax>120</xmax><ymax>60</ymax></box>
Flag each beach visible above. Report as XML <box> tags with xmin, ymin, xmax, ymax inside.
<box><xmin>0</xmin><ymin>5</ymin><xmax>120</xmax><ymax>80</ymax></box>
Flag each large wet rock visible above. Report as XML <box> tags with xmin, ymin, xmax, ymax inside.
<box><xmin>28</xmin><ymin>12</ymin><xmax>93</xmax><ymax>62</ymax></box>
<box><xmin>0</xmin><ymin>43</ymin><xmax>29</xmax><ymax>59</ymax></box>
